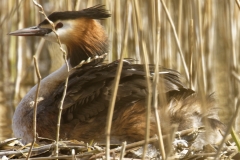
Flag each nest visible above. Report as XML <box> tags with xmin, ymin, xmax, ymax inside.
<box><xmin>0</xmin><ymin>127</ymin><xmax>239</xmax><ymax>160</ymax></box>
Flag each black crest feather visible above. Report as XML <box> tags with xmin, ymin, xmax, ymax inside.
<box><xmin>39</xmin><ymin>5</ymin><xmax>111</xmax><ymax>25</ymax></box>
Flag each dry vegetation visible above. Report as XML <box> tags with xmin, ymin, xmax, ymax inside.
<box><xmin>0</xmin><ymin>0</ymin><xmax>240</xmax><ymax>159</ymax></box>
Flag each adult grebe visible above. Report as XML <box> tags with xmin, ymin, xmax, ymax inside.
<box><xmin>10</xmin><ymin>5</ymin><xmax>224</xmax><ymax>149</ymax></box>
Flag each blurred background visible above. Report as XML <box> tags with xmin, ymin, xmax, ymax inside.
<box><xmin>0</xmin><ymin>0</ymin><xmax>239</xmax><ymax>141</ymax></box>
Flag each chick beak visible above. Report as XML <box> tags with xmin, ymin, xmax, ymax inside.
<box><xmin>8</xmin><ymin>26</ymin><xmax>52</xmax><ymax>36</ymax></box>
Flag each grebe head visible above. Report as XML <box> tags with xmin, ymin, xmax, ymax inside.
<box><xmin>9</xmin><ymin>5</ymin><xmax>111</xmax><ymax>66</ymax></box>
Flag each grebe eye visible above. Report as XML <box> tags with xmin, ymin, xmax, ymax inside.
<box><xmin>55</xmin><ymin>22</ymin><xmax>63</xmax><ymax>30</ymax></box>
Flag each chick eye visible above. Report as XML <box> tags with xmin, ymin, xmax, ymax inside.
<box><xmin>55</xmin><ymin>22</ymin><xmax>63</xmax><ymax>30</ymax></box>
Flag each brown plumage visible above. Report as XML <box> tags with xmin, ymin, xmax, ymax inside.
<box><xmin>10</xmin><ymin>5</ymin><xmax>224</xmax><ymax>150</ymax></box>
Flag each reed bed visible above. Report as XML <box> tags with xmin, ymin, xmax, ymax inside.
<box><xmin>0</xmin><ymin>0</ymin><xmax>239</xmax><ymax>159</ymax></box>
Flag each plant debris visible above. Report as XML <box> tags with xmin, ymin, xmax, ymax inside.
<box><xmin>0</xmin><ymin>128</ymin><xmax>239</xmax><ymax>160</ymax></box>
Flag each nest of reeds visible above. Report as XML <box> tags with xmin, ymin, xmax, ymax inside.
<box><xmin>0</xmin><ymin>127</ymin><xmax>239</xmax><ymax>160</ymax></box>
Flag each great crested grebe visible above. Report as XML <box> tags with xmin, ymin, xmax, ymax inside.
<box><xmin>10</xmin><ymin>5</ymin><xmax>224</xmax><ymax>149</ymax></box>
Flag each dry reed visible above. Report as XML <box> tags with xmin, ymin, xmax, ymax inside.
<box><xmin>0</xmin><ymin>0</ymin><xmax>239</xmax><ymax>159</ymax></box>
